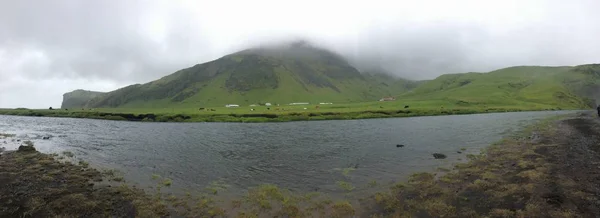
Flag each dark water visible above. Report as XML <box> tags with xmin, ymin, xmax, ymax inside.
<box><xmin>0</xmin><ymin>111</ymin><xmax>574</xmax><ymax>197</ymax></box>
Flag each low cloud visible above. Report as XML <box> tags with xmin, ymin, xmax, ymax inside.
<box><xmin>1</xmin><ymin>0</ymin><xmax>599</xmax><ymax>108</ymax></box>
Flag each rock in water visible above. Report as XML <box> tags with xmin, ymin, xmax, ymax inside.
<box><xmin>42</xmin><ymin>136</ymin><xmax>50</xmax><ymax>140</ymax></box>
<box><xmin>396</xmin><ymin>144</ymin><xmax>405</xmax><ymax>148</ymax></box>
<box><xmin>457</xmin><ymin>151</ymin><xmax>462</xmax><ymax>154</ymax></box>
<box><xmin>433</xmin><ymin>153</ymin><xmax>447</xmax><ymax>159</ymax></box>
<box><xmin>18</xmin><ymin>145</ymin><xmax>36</xmax><ymax>152</ymax></box>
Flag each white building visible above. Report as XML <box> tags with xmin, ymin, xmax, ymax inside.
<box><xmin>225</xmin><ymin>104</ymin><xmax>239</xmax><ymax>108</ymax></box>
<box><xmin>265</xmin><ymin>103</ymin><xmax>272</xmax><ymax>106</ymax></box>
<box><xmin>289</xmin><ymin>102</ymin><xmax>309</xmax><ymax>105</ymax></box>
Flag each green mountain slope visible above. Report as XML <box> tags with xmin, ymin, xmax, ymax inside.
<box><xmin>61</xmin><ymin>90</ymin><xmax>104</xmax><ymax>108</ymax></box>
<box><xmin>64</xmin><ymin>38</ymin><xmax>599</xmax><ymax>111</ymax></box>
<box><xmin>83</xmin><ymin>42</ymin><xmax>410</xmax><ymax>108</ymax></box>
<box><xmin>365</xmin><ymin>72</ymin><xmax>424</xmax><ymax>96</ymax></box>
<box><xmin>399</xmin><ymin>65</ymin><xmax>600</xmax><ymax>109</ymax></box>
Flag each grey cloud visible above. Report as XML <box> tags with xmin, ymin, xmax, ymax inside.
<box><xmin>1</xmin><ymin>0</ymin><xmax>600</xmax><ymax>108</ymax></box>
<box><xmin>341</xmin><ymin>23</ymin><xmax>487</xmax><ymax>78</ymax></box>
<box><xmin>0</xmin><ymin>0</ymin><xmax>214</xmax><ymax>84</ymax></box>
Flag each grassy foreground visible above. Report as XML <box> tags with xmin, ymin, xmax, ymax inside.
<box><xmin>2</xmin><ymin>112</ymin><xmax>600</xmax><ymax>217</ymax></box>
<box><xmin>0</xmin><ymin>99</ymin><xmax>578</xmax><ymax>122</ymax></box>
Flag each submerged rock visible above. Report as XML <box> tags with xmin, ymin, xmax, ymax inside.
<box><xmin>457</xmin><ymin>151</ymin><xmax>462</xmax><ymax>154</ymax></box>
<box><xmin>17</xmin><ymin>145</ymin><xmax>36</xmax><ymax>152</ymax></box>
<box><xmin>433</xmin><ymin>153</ymin><xmax>447</xmax><ymax>159</ymax></box>
<box><xmin>42</xmin><ymin>136</ymin><xmax>50</xmax><ymax>140</ymax></box>
<box><xmin>396</xmin><ymin>144</ymin><xmax>405</xmax><ymax>148</ymax></box>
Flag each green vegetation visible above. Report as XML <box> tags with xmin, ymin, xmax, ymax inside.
<box><xmin>0</xmin><ymin>133</ymin><xmax>15</xmax><ymax>138</ymax></box>
<box><xmin>437</xmin><ymin>167</ymin><xmax>451</xmax><ymax>172</ymax></box>
<box><xmin>0</xmin><ymin>100</ymin><xmax>573</xmax><ymax>123</ymax></box>
<box><xmin>336</xmin><ymin>181</ymin><xmax>355</xmax><ymax>192</ymax></box>
<box><xmin>74</xmin><ymin>43</ymin><xmax>410</xmax><ymax>109</ymax></box>
<box><xmin>4</xmin><ymin>64</ymin><xmax>597</xmax><ymax>122</ymax></box>
<box><xmin>0</xmin><ymin>147</ymin><xmax>170</xmax><ymax>217</ymax></box>
<box><xmin>4</xmin><ymin>44</ymin><xmax>600</xmax><ymax>122</ymax></box>
<box><xmin>62</xmin><ymin>151</ymin><xmax>75</xmax><ymax>158</ymax></box>
<box><xmin>162</xmin><ymin>178</ymin><xmax>172</xmax><ymax>187</ymax></box>
<box><xmin>61</xmin><ymin>89</ymin><xmax>104</xmax><ymax>109</ymax></box>
<box><xmin>340</xmin><ymin>167</ymin><xmax>355</xmax><ymax>176</ymax></box>
<box><xmin>399</xmin><ymin>65</ymin><xmax>597</xmax><ymax>110</ymax></box>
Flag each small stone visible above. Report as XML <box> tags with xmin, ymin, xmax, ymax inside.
<box><xmin>433</xmin><ymin>153</ymin><xmax>447</xmax><ymax>159</ymax></box>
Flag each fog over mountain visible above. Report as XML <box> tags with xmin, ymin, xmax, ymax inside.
<box><xmin>1</xmin><ymin>0</ymin><xmax>599</xmax><ymax>108</ymax></box>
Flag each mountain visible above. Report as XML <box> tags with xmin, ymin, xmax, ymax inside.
<box><xmin>81</xmin><ymin>41</ymin><xmax>411</xmax><ymax>108</ymax></box>
<box><xmin>61</xmin><ymin>90</ymin><xmax>104</xmax><ymax>109</ymax></box>
<box><xmin>62</xmin><ymin>39</ymin><xmax>600</xmax><ymax>110</ymax></box>
<box><xmin>398</xmin><ymin>64</ymin><xmax>600</xmax><ymax>109</ymax></box>
<box><xmin>367</xmin><ymin>72</ymin><xmax>425</xmax><ymax>95</ymax></box>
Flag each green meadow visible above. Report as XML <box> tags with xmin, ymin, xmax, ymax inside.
<box><xmin>0</xmin><ymin>97</ymin><xmax>578</xmax><ymax>123</ymax></box>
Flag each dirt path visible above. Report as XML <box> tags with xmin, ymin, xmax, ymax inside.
<box><xmin>539</xmin><ymin>112</ymin><xmax>600</xmax><ymax>216</ymax></box>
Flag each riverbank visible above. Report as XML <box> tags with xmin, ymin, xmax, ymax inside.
<box><xmin>0</xmin><ymin>106</ymin><xmax>570</xmax><ymax>122</ymax></box>
<box><xmin>0</xmin><ymin>144</ymin><xmax>363</xmax><ymax>217</ymax></box>
<box><xmin>0</xmin><ymin>145</ymin><xmax>170</xmax><ymax>217</ymax></box>
<box><xmin>361</xmin><ymin>111</ymin><xmax>600</xmax><ymax>217</ymax></box>
<box><xmin>2</xmin><ymin>112</ymin><xmax>599</xmax><ymax>217</ymax></box>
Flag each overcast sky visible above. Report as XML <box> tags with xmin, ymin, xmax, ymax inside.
<box><xmin>1</xmin><ymin>0</ymin><xmax>599</xmax><ymax>108</ymax></box>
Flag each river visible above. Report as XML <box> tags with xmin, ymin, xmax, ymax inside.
<box><xmin>0</xmin><ymin>111</ymin><xmax>574</xmax><ymax>198</ymax></box>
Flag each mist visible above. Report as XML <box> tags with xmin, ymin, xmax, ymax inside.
<box><xmin>1</xmin><ymin>0</ymin><xmax>599</xmax><ymax>108</ymax></box>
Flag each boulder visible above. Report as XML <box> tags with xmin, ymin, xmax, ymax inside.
<box><xmin>18</xmin><ymin>145</ymin><xmax>36</xmax><ymax>152</ymax></box>
<box><xmin>432</xmin><ymin>153</ymin><xmax>447</xmax><ymax>159</ymax></box>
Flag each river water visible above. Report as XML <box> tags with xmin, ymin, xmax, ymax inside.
<box><xmin>0</xmin><ymin>111</ymin><xmax>573</xmax><ymax>197</ymax></box>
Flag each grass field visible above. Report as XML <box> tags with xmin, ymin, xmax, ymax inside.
<box><xmin>0</xmin><ymin>97</ymin><xmax>580</xmax><ymax>123</ymax></box>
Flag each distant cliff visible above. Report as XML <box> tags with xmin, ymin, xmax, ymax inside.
<box><xmin>61</xmin><ymin>90</ymin><xmax>104</xmax><ymax>108</ymax></box>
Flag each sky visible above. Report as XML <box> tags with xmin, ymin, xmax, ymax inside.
<box><xmin>1</xmin><ymin>0</ymin><xmax>599</xmax><ymax>108</ymax></box>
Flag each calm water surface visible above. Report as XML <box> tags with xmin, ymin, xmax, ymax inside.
<box><xmin>0</xmin><ymin>111</ymin><xmax>574</xmax><ymax>196</ymax></box>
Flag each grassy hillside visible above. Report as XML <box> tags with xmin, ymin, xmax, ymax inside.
<box><xmin>84</xmin><ymin>42</ymin><xmax>407</xmax><ymax>108</ymax></box>
<box><xmin>62</xmin><ymin>37</ymin><xmax>599</xmax><ymax>114</ymax></box>
<box><xmin>61</xmin><ymin>90</ymin><xmax>104</xmax><ymax>109</ymax></box>
<box><xmin>367</xmin><ymin>73</ymin><xmax>424</xmax><ymax>95</ymax></box>
<box><xmin>562</xmin><ymin>64</ymin><xmax>600</xmax><ymax>105</ymax></box>
<box><xmin>397</xmin><ymin>65</ymin><xmax>600</xmax><ymax>110</ymax></box>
